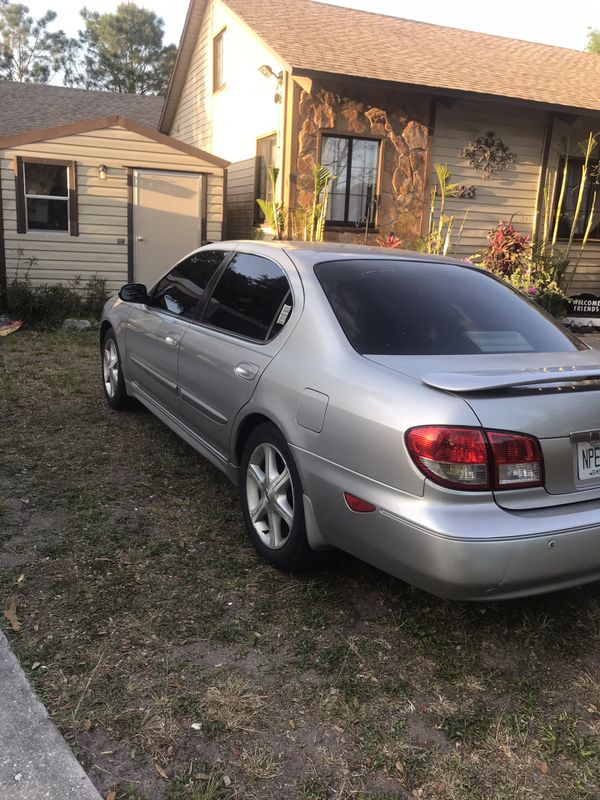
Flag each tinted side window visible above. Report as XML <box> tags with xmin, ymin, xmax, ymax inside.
<box><xmin>203</xmin><ymin>253</ymin><xmax>292</xmax><ymax>341</ymax></box>
<box><xmin>152</xmin><ymin>250</ymin><xmax>228</xmax><ymax>318</ymax></box>
<box><xmin>314</xmin><ymin>259</ymin><xmax>584</xmax><ymax>355</ymax></box>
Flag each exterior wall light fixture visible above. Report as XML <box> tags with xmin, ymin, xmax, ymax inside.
<box><xmin>258</xmin><ymin>64</ymin><xmax>282</xmax><ymax>80</ymax></box>
<box><xmin>258</xmin><ymin>65</ymin><xmax>284</xmax><ymax>103</ymax></box>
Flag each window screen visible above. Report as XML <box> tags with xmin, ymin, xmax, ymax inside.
<box><xmin>152</xmin><ymin>250</ymin><xmax>228</xmax><ymax>318</ymax></box>
<box><xmin>315</xmin><ymin>259</ymin><xmax>584</xmax><ymax>355</ymax></box>
<box><xmin>203</xmin><ymin>252</ymin><xmax>291</xmax><ymax>341</ymax></box>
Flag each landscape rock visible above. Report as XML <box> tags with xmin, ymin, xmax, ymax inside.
<box><xmin>62</xmin><ymin>319</ymin><xmax>92</xmax><ymax>332</ymax></box>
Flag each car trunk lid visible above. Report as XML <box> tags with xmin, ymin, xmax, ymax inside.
<box><xmin>366</xmin><ymin>351</ymin><xmax>600</xmax><ymax>509</ymax></box>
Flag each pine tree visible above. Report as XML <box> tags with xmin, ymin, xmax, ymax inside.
<box><xmin>0</xmin><ymin>1</ymin><xmax>66</xmax><ymax>83</ymax></box>
<box><xmin>65</xmin><ymin>3</ymin><xmax>176</xmax><ymax>95</ymax></box>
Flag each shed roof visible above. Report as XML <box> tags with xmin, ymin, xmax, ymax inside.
<box><xmin>0</xmin><ymin>80</ymin><xmax>165</xmax><ymax>138</ymax></box>
<box><xmin>0</xmin><ymin>115</ymin><xmax>229</xmax><ymax>168</ymax></box>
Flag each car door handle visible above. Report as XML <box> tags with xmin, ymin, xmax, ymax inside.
<box><xmin>234</xmin><ymin>362</ymin><xmax>259</xmax><ymax>380</ymax></box>
<box><xmin>165</xmin><ymin>333</ymin><xmax>181</xmax><ymax>347</ymax></box>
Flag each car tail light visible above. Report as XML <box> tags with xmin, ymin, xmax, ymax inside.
<box><xmin>405</xmin><ymin>426</ymin><xmax>489</xmax><ymax>490</ymax></box>
<box><xmin>405</xmin><ymin>426</ymin><xmax>543</xmax><ymax>492</ymax></box>
<box><xmin>487</xmin><ymin>431</ymin><xmax>543</xmax><ymax>489</ymax></box>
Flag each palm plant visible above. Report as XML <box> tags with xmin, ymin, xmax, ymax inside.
<box><xmin>256</xmin><ymin>166</ymin><xmax>285</xmax><ymax>240</ymax></box>
<box><xmin>417</xmin><ymin>163</ymin><xmax>463</xmax><ymax>256</ymax></box>
<box><xmin>291</xmin><ymin>164</ymin><xmax>336</xmax><ymax>242</ymax></box>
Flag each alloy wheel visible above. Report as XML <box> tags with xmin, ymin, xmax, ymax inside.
<box><xmin>246</xmin><ymin>442</ymin><xmax>295</xmax><ymax>549</ymax></box>
<box><xmin>103</xmin><ymin>338</ymin><xmax>119</xmax><ymax>398</ymax></box>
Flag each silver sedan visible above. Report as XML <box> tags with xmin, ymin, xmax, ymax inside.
<box><xmin>100</xmin><ymin>241</ymin><xmax>600</xmax><ymax>600</ymax></box>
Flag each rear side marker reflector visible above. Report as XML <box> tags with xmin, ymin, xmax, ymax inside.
<box><xmin>344</xmin><ymin>493</ymin><xmax>376</xmax><ymax>512</ymax></box>
<box><xmin>405</xmin><ymin>426</ymin><xmax>543</xmax><ymax>492</ymax></box>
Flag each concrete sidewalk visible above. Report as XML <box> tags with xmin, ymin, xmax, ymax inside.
<box><xmin>0</xmin><ymin>632</ymin><xmax>102</xmax><ymax>800</ymax></box>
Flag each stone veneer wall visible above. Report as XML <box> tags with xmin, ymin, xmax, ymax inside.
<box><xmin>291</xmin><ymin>82</ymin><xmax>432</xmax><ymax>245</ymax></box>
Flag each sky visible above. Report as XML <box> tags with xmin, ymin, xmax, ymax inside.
<box><xmin>18</xmin><ymin>0</ymin><xmax>600</xmax><ymax>51</ymax></box>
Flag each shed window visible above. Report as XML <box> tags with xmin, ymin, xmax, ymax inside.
<box><xmin>213</xmin><ymin>29</ymin><xmax>225</xmax><ymax>92</ymax></box>
<box><xmin>320</xmin><ymin>134</ymin><xmax>380</xmax><ymax>227</ymax></box>
<box><xmin>553</xmin><ymin>156</ymin><xmax>600</xmax><ymax>241</ymax></box>
<box><xmin>16</xmin><ymin>157</ymin><xmax>78</xmax><ymax>236</ymax></box>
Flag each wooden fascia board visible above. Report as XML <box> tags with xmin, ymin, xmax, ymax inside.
<box><xmin>289</xmin><ymin>68</ymin><xmax>600</xmax><ymax>119</ymax></box>
<box><xmin>0</xmin><ymin>116</ymin><xmax>229</xmax><ymax>169</ymax></box>
<box><xmin>159</xmin><ymin>0</ymin><xmax>210</xmax><ymax>132</ymax></box>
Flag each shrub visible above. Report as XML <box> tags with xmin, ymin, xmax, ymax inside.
<box><xmin>4</xmin><ymin>272</ymin><xmax>108</xmax><ymax>329</ymax></box>
<box><xmin>85</xmin><ymin>275</ymin><xmax>109</xmax><ymax>318</ymax></box>
<box><xmin>505</xmin><ymin>263</ymin><xmax>568</xmax><ymax>317</ymax></box>
<box><xmin>475</xmin><ymin>219</ymin><xmax>530</xmax><ymax>276</ymax></box>
<box><xmin>472</xmin><ymin>221</ymin><xmax>568</xmax><ymax>316</ymax></box>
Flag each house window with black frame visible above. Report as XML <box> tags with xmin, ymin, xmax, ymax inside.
<box><xmin>554</xmin><ymin>156</ymin><xmax>600</xmax><ymax>241</ymax></box>
<box><xmin>16</xmin><ymin>157</ymin><xmax>78</xmax><ymax>236</ymax></box>
<box><xmin>213</xmin><ymin>29</ymin><xmax>225</xmax><ymax>92</ymax></box>
<box><xmin>320</xmin><ymin>134</ymin><xmax>380</xmax><ymax>227</ymax></box>
<box><xmin>254</xmin><ymin>133</ymin><xmax>277</xmax><ymax>225</ymax></box>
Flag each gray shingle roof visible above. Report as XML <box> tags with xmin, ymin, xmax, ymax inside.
<box><xmin>224</xmin><ymin>0</ymin><xmax>600</xmax><ymax>114</ymax></box>
<box><xmin>0</xmin><ymin>80</ymin><xmax>164</xmax><ymax>137</ymax></box>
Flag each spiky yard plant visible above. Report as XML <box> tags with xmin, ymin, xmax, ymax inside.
<box><xmin>417</xmin><ymin>163</ymin><xmax>464</xmax><ymax>256</ymax></box>
<box><xmin>291</xmin><ymin>164</ymin><xmax>336</xmax><ymax>242</ymax></box>
<box><xmin>536</xmin><ymin>132</ymin><xmax>599</xmax><ymax>291</ymax></box>
<box><xmin>256</xmin><ymin>166</ymin><xmax>285</xmax><ymax>239</ymax></box>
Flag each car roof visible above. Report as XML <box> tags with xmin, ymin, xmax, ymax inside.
<box><xmin>215</xmin><ymin>240</ymin><xmax>470</xmax><ymax>270</ymax></box>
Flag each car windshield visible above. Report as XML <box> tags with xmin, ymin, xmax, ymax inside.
<box><xmin>314</xmin><ymin>259</ymin><xmax>585</xmax><ymax>356</ymax></box>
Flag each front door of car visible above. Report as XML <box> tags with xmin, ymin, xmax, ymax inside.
<box><xmin>126</xmin><ymin>249</ymin><xmax>231</xmax><ymax>416</ymax></box>
<box><xmin>127</xmin><ymin>306</ymin><xmax>188</xmax><ymax>415</ymax></box>
<box><xmin>177</xmin><ymin>251</ymin><xmax>294</xmax><ymax>459</ymax></box>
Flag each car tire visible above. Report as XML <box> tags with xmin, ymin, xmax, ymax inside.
<box><xmin>240</xmin><ymin>423</ymin><xmax>317</xmax><ymax>571</ymax></box>
<box><xmin>101</xmin><ymin>329</ymin><xmax>133</xmax><ymax>411</ymax></box>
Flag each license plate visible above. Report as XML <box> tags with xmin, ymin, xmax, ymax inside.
<box><xmin>577</xmin><ymin>440</ymin><xmax>600</xmax><ymax>481</ymax></box>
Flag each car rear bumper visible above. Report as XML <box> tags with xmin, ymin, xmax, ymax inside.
<box><xmin>293</xmin><ymin>446</ymin><xmax>600</xmax><ymax>600</ymax></box>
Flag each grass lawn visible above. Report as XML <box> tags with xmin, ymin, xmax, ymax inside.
<box><xmin>1</xmin><ymin>330</ymin><xmax>600</xmax><ymax>800</ymax></box>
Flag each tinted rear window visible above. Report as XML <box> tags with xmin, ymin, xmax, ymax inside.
<box><xmin>203</xmin><ymin>253</ymin><xmax>291</xmax><ymax>341</ymax></box>
<box><xmin>314</xmin><ymin>259</ymin><xmax>584</xmax><ymax>355</ymax></box>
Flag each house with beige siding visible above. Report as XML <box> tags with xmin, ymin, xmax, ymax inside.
<box><xmin>160</xmin><ymin>0</ymin><xmax>600</xmax><ymax>295</ymax></box>
<box><xmin>0</xmin><ymin>81</ymin><xmax>228</xmax><ymax>300</ymax></box>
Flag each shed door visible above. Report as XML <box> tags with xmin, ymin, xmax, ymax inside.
<box><xmin>134</xmin><ymin>170</ymin><xmax>204</xmax><ymax>288</ymax></box>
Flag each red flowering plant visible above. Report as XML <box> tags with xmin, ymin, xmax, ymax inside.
<box><xmin>476</xmin><ymin>220</ymin><xmax>530</xmax><ymax>276</ymax></box>
<box><xmin>471</xmin><ymin>220</ymin><xmax>566</xmax><ymax>315</ymax></box>
<box><xmin>376</xmin><ymin>233</ymin><xmax>403</xmax><ymax>248</ymax></box>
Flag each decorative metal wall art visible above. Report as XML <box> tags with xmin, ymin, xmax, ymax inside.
<box><xmin>460</xmin><ymin>131</ymin><xmax>516</xmax><ymax>179</ymax></box>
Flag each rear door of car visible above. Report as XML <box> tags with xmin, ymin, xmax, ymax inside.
<box><xmin>177</xmin><ymin>251</ymin><xmax>295</xmax><ymax>459</ymax></box>
<box><xmin>126</xmin><ymin>249</ymin><xmax>230</xmax><ymax>415</ymax></box>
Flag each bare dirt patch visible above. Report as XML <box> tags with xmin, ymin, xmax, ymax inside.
<box><xmin>1</xmin><ymin>331</ymin><xmax>600</xmax><ymax>800</ymax></box>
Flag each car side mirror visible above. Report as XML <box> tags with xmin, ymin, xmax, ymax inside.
<box><xmin>118</xmin><ymin>283</ymin><xmax>148</xmax><ymax>304</ymax></box>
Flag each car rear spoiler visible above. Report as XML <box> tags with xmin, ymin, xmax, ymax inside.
<box><xmin>422</xmin><ymin>366</ymin><xmax>600</xmax><ymax>393</ymax></box>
